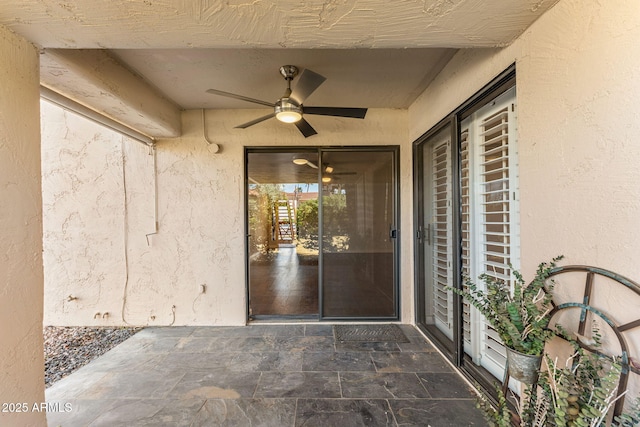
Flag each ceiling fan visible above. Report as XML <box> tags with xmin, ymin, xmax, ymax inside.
<box><xmin>206</xmin><ymin>65</ymin><xmax>368</xmax><ymax>138</ymax></box>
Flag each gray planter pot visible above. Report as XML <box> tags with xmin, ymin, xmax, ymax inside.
<box><xmin>506</xmin><ymin>347</ymin><xmax>542</xmax><ymax>384</ymax></box>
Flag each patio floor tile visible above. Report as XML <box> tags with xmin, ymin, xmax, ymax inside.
<box><xmin>340</xmin><ymin>372</ymin><xmax>431</xmax><ymax>399</ymax></box>
<box><xmin>254</xmin><ymin>371</ymin><xmax>341</xmax><ymax>398</ymax></box>
<box><xmin>295</xmin><ymin>399</ymin><xmax>395</xmax><ymax>427</ymax></box>
<box><xmin>45</xmin><ymin>324</ymin><xmax>487</xmax><ymax>426</ymax></box>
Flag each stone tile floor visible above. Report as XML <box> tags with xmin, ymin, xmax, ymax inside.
<box><xmin>46</xmin><ymin>324</ymin><xmax>487</xmax><ymax>426</ymax></box>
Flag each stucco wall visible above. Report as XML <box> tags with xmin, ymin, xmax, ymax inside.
<box><xmin>41</xmin><ymin>100</ymin><xmax>131</xmax><ymax>325</ymax></box>
<box><xmin>42</xmin><ymin>107</ymin><xmax>410</xmax><ymax>326</ymax></box>
<box><xmin>410</xmin><ymin>0</ymin><xmax>640</xmax><ymax>281</ymax></box>
<box><xmin>0</xmin><ymin>26</ymin><xmax>46</xmax><ymax>426</ymax></box>
<box><xmin>409</xmin><ymin>0</ymin><xmax>640</xmax><ymax>399</ymax></box>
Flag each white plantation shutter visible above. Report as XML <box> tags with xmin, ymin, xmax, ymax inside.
<box><xmin>431</xmin><ymin>136</ymin><xmax>454</xmax><ymax>339</ymax></box>
<box><xmin>466</xmin><ymin>86</ymin><xmax>519</xmax><ymax>379</ymax></box>
<box><xmin>480</xmin><ymin>105</ymin><xmax>514</xmax><ymax>280</ymax></box>
<box><xmin>460</xmin><ymin>128</ymin><xmax>473</xmax><ymax>349</ymax></box>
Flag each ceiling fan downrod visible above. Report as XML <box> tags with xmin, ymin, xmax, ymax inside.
<box><xmin>280</xmin><ymin>65</ymin><xmax>297</xmax><ymax>98</ymax></box>
<box><xmin>276</xmin><ymin>65</ymin><xmax>302</xmax><ymax>123</ymax></box>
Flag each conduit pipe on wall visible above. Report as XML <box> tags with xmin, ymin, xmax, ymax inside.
<box><xmin>120</xmin><ymin>139</ymin><xmax>175</xmax><ymax>326</ymax></box>
<box><xmin>40</xmin><ymin>86</ymin><xmax>156</xmax><ymax>147</ymax></box>
<box><xmin>121</xmin><ymin>138</ymin><xmax>132</xmax><ymax>325</ymax></box>
<box><xmin>202</xmin><ymin>109</ymin><xmax>220</xmax><ymax>153</ymax></box>
<box><xmin>145</xmin><ymin>144</ymin><xmax>159</xmax><ymax>245</ymax></box>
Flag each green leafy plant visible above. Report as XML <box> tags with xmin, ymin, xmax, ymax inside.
<box><xmin>248</xmin><ymin>184</ymin><xmax>286</xmax><ymax>254</ymax></box>
<box><xmin>296</xmin><ymin>198</ymin><xmax>319</xmax><ymax>239</ymax></box>
<box><xmin>479</xmin><ymin>339</ymin><xmax>640</xmax><ymax>427</ymax></box>
<box><xmin>521</xmin><ymin>330</ymin><xmax>640</xmax><ymax>427</ymax></box>
<box><xmin>613</xmin><ymin>398</ymin><xmax>640</xmax><ymax>427</ymax></box>
<box><xmin>449</xmin><ymin>255</ymin><xmax>564</xmax><ymax>355</ymax></box>
<box><xmin>536</xmin><ymin>353</ymin><xmax>621</xmax><ymax>426</ymax></box>
<box><xmin>296</xmin><ymin>193</ymin><xmax>350</xmax><ymax>252</ymax></box>
<box><xmin>476</xmin><ymin>382</ymin><xmax>514</xmax><ymax>427</ymax></box>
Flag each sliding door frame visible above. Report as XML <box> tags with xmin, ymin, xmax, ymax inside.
<box><xmin>413</xmin><ymin>65</ymin><xmax>517</xmax><ymax>393</ymax></box>
<box><xmin>245</xmin><ymin>145</ymin><xmax>401</xmax><ymax>322</ymax></box>
<box><xmin>413</xmin><ymin>118</ymin><xmax>462</xmax><ymax>362</ymax></box>
<box><xmin>244</xmin><ymin>146</ymin><xmax>319</xmax><ymax>321</ymax></box>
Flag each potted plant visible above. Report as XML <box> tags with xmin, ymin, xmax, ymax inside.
<box><xmin>450</xmin><ymin>255</ymin><xmax>564</xmax><ymax>383</ymax></box>
<box><xmin>478</xmin><ymin>330</ymin><xmax>640</xmax><ymax>427</ymax></box>
<box><xmin>530</xmin><ymin>350</ymin><xmax>635</xmax><ymax>426</ymax></box>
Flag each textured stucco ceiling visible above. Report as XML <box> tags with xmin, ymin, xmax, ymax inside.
<box><xmin>1</xmin><ymin>0</ymin><xmax>559</xmax><ymax>49</ymax></box>
<box><xmin>1</xmin><ymin>0</ymin><xmax>559</xmax><ymax>133</ymax></box>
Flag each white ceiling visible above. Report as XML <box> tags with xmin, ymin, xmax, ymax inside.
<box><xmin>1</xmin><ymin>1</ymin><xmax>559</xmax><ymax>115</ymax></box>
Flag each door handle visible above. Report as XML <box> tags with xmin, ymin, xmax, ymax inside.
<box><xmin>389</xmin><ymin>229</ymin><xmax>397</xmax><ymax>239</ymax></box>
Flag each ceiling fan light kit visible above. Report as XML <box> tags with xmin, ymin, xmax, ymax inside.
<box><xmin>292</xmin><ymin>157</ymin><xmax>319</xmax><ymax>169</ymax></box>
<box><xmin>292</xmin><ymin>158</ymin><xmax>308</xmax><ymax>165</ymax></box>
<box><xmin>274</xmin><ymin>98</ymin><xmax>302</xmax><ymax>123</ymax></box>
<box><xmin>206</xmin><ymin>65</ymin><xmax>368</xmax><ymax>138</ymax></box>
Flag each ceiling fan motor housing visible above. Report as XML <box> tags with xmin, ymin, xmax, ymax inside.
<box><xmin>274</xmin><ymin>98</ymin><xmax>302</xmax><ymax>123</ymax></box>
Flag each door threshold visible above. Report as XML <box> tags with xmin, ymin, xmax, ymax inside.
<box><xmin>249</xmin><ymin>315</ymin><xmax>320</xmax><ymax>324</ymax></box>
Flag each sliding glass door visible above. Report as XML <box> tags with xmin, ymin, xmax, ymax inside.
<box><xmin>414</xmin><ymin>68</ymin><xmax>518</xmax><ymax>387</ymax></box>
<box><xmin>418</xmin><ymin>124</ymin><xmax>455</xmax><ymax>341</ymax></box>
<box><xmin>246</xmin><ymin>147</ymin><xmax>399</xmax><ymax>321</ymax></box>
<box><xmin>320</xmin><ymin>148</ymin><xmax>398</xmax><ymax>319</ymax></box>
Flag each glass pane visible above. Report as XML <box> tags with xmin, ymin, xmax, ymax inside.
<box><xmin>421</xmin><ymin>125</ymin><xmax>454</xmax><ymax>339</ymax></box>
<box><xmin>320</xmin><ymin>150</ymin><xmax>397</xmax><ymax>318</ymax></box>
<box><xmin>247</xmin><ymin>151</ymin><xmax>319</xmax><ymax>317</ymax></box>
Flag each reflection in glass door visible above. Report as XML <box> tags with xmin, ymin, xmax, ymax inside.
<box><xmin>320</xmin><ymin>149</ymin><xmax>398</xmax><ymax>319</ymax></box>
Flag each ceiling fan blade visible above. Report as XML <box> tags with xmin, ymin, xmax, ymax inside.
<box><xmin>206</xmin><ymin>88</ymin><xmax>274</xmax><ymax>107</ymax></box>
<box><xmin>294</xmin><ymin>118</ymin><xmax>318</xmax><ymax>138</ymax></box>
<box><xmin>235</xmin><ymin>113</ymin><xmax>276</xmax><ymax>129</ymax></box>
<box><xmin>290</xmin><ymin>69</ymin><xmax>326</xmax><ymax>105</ymax></box>
<box><xmin>303</xmin><ymin>107</ymin><xmax>368</xmax><ymax>119</ymax></box>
